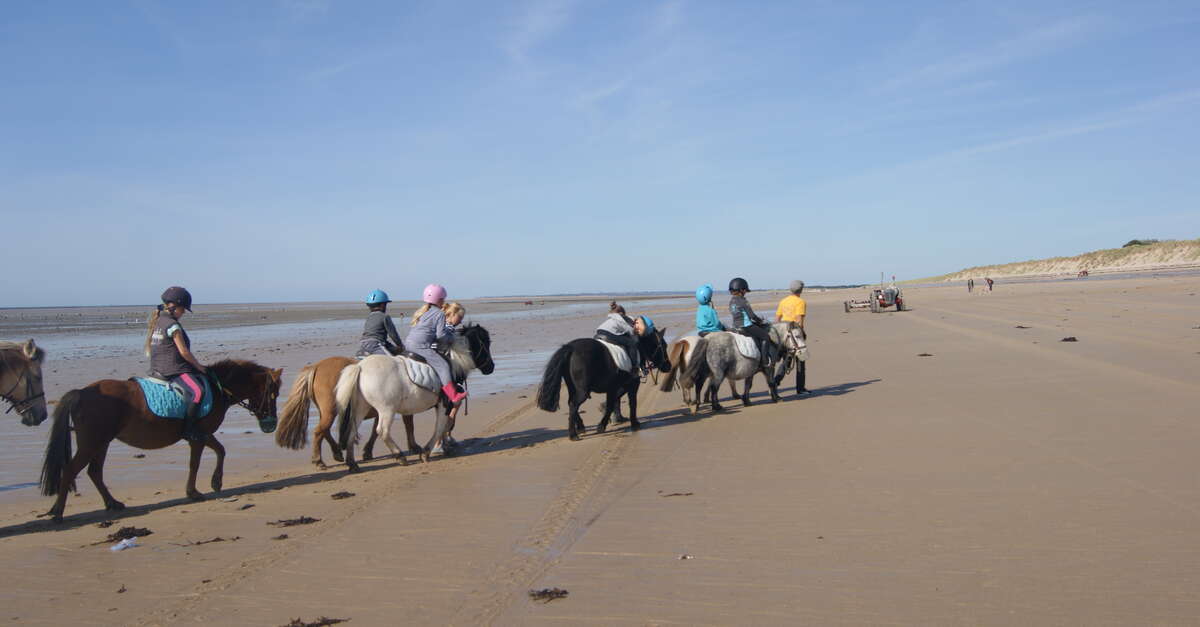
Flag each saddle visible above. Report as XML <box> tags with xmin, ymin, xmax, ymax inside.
<box><xmin>394</xmin><ymin>356</ymin><xmax>442</xmax><ymax>392</ymax></box>
<box><xmin>728</xmin><ymin>332</ymin><xmax>760</xmax><ymax>360</ymax></box>
<box><xmin>596</xmin><ymin>339</ymin><xmax>633</xmax><ymax>372</ymax></box>
<box><xmin>133</xmin><ymin>376</ymin><xmax>215</xmax><ymax>420</ymax></box>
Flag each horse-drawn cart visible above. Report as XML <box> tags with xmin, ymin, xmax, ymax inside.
<box><xmin>844</xmin><ymin>286</ymin><xmax>906</xmax><ymax>313</ymax></box>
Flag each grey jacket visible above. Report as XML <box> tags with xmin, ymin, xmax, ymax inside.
<box><xmin>361</xmin><ymin>311</ymin><xmax>403</xmax><ymax>348</ymax></box>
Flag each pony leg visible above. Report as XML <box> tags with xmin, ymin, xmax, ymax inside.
<box><xmin>46</xmin><ymin>452</ymin><xmax>90</xmax><ymax>522</ymax></box>
<box><xmin>374</xmin><ymin>413</ymin><xmax>408</xmax><ymax>465</ymax></box>
<box><xmin>86</xmin><ymin>442</ymin><xmax>124</xmax><ymax>511</ymax></box>
<box><xmin>402</xmin><ymin>414</ymin><xmax>421</xmax><ymax>455</ymax></box>
<box><xmin>206</xmin><ymin>434</ymin><xmax>227</xmax><ymax>493</ymax></box>
<box><xmin>363</xmin><ymin>417</ymin><xmax>379</xmax><ymax>461</ymax></box>
<box><xmin>567</xmin><ymin>398</ymin><xmax>582</xmax><ymax>441</ymax></box>
<box><xmin>627</xmin><ymin>380</ymin><xmax>641</xmax><ymax>431</ymax></box>
<box><xmin>423</xmin><ymin>409</ymin><xmax>452</xmax><ymax>460</ymax></box>
<box><xmin>597</xmin><ymin>390</ymin><xmax>618</xmax><ymax>434</ymax></box>
<box><xmin>709</xmin><ymin>373</ymin><xmax>726</xmax><ymax>412</ymax></box>
<box><xmin>185</xmin><ymin>440</ymin><xmax>207</xmax><ymax>501</ymax></box>
<box><xmin>741</xmin><ymin>378</ymin><xmax>752</xmax><ymax>406</ymax></box>
<box><xmin>764</xmin><ymin>364</ymin><xmax>781</xmax><ymax>403</ymax></box>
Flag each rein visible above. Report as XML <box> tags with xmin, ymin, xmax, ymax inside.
<box><xmin>0</xmin><ymin>354</ymin><xmax>43</xmax><ymax>416</ymax></box>
<box><xmin>209</xmin><ymin>369</ymin><xmax>274</xmax><ymax>421</ymax></box>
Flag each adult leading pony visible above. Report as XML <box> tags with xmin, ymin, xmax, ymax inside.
<box><xmin>536</xmin><ymin>328</ymin><xmax>670</xmax><ymax>441</ymax></box>
<box><xmin>0</xmin><ymin>339</ymin><xmax>49</xmax><ymax>426</ymax></box>
<box><xmin>681</xmin><ymin>324</ymin><xmax>786</xmax><ymax>413</ymax></box>
<box><xmin>333</xmin><ymin>324</ymin><xmax>494</xmax><ymax>472</ymax></box>
<box><xmin>39</xmin><ymin>359</ymin><xmax>282</xmax><ymax>522</ymax></box>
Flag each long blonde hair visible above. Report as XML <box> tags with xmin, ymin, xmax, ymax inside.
<box><xmin>442</xmin><ymin>301</ymin><xmax>465</xmax><ymax>319</ymax></box>
<box><xmin>143</xmin><ymin>305</ymin><xmax>164</xmax><ymax>357</ymax></box>
<box><xmin>410</xmin><ymin>303</ymin><xmax>433</xmax><ymax>326</ymax></box>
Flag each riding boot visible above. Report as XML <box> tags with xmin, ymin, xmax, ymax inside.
<box><xmin>181</xmin><ymin>403</ymin><xmax>205</xmax><ymax>443</ymax></box>
<box><xmin>441</xmin><ymin>382</ymin><xmax>466</xmax><ymax>404</ymax></box>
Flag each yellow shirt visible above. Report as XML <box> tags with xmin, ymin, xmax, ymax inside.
<box><xmin>776</xmin><ymin>294</ymin><xmax>806</xmax><ymax>322</ymax></box>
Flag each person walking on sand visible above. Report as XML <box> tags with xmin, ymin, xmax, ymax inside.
<box><xmin>356</xmin><ymin>289</ymin><xmax>404</xmax><ymax>357</ymax></box>
<box><xmin>408</xmin><ymin>284</ymin><xmax>467</xmax><ymax>406</ymax></box>
<box><xmin>773</xmin><ymin>280</ymin><xmax>809</xmax><ymax>394</ymax></box>
<box><xmin>986</xmin><ymin>277</ymin><xmax>994</xmax><ymax>292</ymax></box>
<box><xmin>968</xmin><ymin>278</ymin><xmax>974</xmax><ymax>293</ymax></box>
<box><xmin>144</xmin><ymin>286</ymin><xmax>208</xmax><ymax>442</ymax></box>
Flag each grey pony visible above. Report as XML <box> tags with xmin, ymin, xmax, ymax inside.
<box><xmin>680</xmin><ymin>323</ymin><xmax>787</xmax><ymax>412</ymax></box>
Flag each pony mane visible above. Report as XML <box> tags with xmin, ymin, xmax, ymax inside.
<box><xmin>209</xmin><ymin>358</ymin><xmax>264</xmax><ymax>377</ymax></box>
<box><xmin>447</xmin><ymin>324</ymin><xmax>489</xmax><ymax>379</ymax></box>
<box><xmin>0</xmin><ymin>341</ymin><xmax>45</xmax><ymax>363</ymax></box>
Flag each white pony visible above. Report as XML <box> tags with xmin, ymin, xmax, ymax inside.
<box><xmin>333</xmin><ymin>324</ymin><xmax>494</xmax><ymax>472</ymax></box>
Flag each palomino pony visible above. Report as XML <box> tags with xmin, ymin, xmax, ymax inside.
<box><xmin>275</xmin><ymin>356</ymin><xmax>422</xmax><ymax>469</ymax></box>
<box><xmin>39</xmin><ymin>359</ymin><xmax>282</xmax><ymax>522</ymax></box>
<box><xmin>536</xmin><ymin>328</ymin><xmax>671</xmax><ymax>441</ymax></box>
<box><xmin>334</xmin><ymin>324</ymin><xmax>494</xmax><ymax>473</ymax></box>
<box><xmin>681</xmin><ymin>324</ymin><xmax>786</xmax><ymax>413</ymax></box>
<box><xmin>0</xmin><ymin>339</ymin><xmax>49</xmax><ymax>427</ymax></box>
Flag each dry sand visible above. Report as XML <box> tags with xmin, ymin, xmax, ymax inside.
<box><xmin>2</xmin><ymin>275</ymin><xmax>1199</xmax><ymax>625</ymax></box>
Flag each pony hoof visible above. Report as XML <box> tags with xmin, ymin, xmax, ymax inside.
<box><xmin>362</xmin><ymin>453</ymin><xmax>374</xmax><ymax>461</ymax></box>
<box><xmin>346</xmin><ymin>465</ymin><xmax>362</xmax><ymax>474</ymax></box>
<box><xmin>106</xmin><ymin>501</ymin><xmax>126</xmax><ymax>511</ymax></box>
<box><xmin>419</xmin><ymin>451</ymin><xmax>430</xmax><ymax>463</ymax></box>
<box><xmin>48</xmin><ymin>512</ymin><xmax>63</xmax><ymax>523</ymax></box>
<box><xmin>187</xmin><ymin>492</ymin><xmax>206</xmax><ymax>502</ymax></box>
<box><xmin>569</xmin><ymin>434</ymin><xmax>581</xmax><ymax>441</ymax></box>
<box><xmin>314</xmin><ymin>461</ymin><xmax>328</xmax><ymax>470</ymax></box>
<box><xmin>596</xmin><ymin>424</ymin><xmax>608</xmax><ymax>434</ymax></box>
<box><xmin>396</xmin><ymin>455</ymin><xmax>408</xmax><ymax>466</ymax></box>
<box><xmin>629</xmin><ymin>421</ymin><xmax>641</xmax><ymax>431</ymax></box>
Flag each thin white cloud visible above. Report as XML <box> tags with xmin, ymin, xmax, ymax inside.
<box><xmin>880</xmin><ymin>15</ymin><xmax>1108</xmax><ymax>92</ymax></box>
<box><xmin>503</xmin><ymin>0</ymin><xmax>576</xmax><ymax>65</ymax></box>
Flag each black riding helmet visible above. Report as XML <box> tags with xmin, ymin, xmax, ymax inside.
<box><xmin>728</xmin><ymin>277</ymin><xmax>750</xmax><ymax>293</ymax></box>
<box><xmin>161</xmin><ymin>286</ymin><xmax>193</xmax><ymax>311</ymax></box>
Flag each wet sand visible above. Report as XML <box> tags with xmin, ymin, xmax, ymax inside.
<box><xmin>2</xmin><ymin>276</ymin><xmax>1199</xmax><ymax>624</ymax></box>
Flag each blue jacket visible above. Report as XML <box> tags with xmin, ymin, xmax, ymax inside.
<box><xmin>696</xmin><ymin>304</ymin><xmax>724</xmax><ymax>334</ymax></box>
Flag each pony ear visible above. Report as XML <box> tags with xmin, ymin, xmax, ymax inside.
<box><xmin>22</xmin><ymin>339</ymin><xmax>38</xmax><ymax>360</ymax></box>
<box><xmin>271</xmin><ymin>368</ymin><xmax>283</xmax><ymax>381</ymax></box>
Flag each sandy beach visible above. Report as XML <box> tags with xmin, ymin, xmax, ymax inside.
<box><xmin>2</xmin><ymin>275</ymin><xmax>1199</xmax><ymax>625</ymax></box>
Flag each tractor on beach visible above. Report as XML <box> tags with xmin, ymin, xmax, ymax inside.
<box><xmin>844</xmin><ymin>286</ymin><xmax>906</xmax><ymax>313</ymax></box>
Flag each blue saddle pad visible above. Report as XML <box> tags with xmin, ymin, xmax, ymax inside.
<box><xmin>134</xmin><ymin>377</ymin><xmax>214</xmax><ymax>419</ymax></box>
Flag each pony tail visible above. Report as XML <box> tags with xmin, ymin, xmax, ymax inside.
<box><xmin>411</xmin><ymin>303</ymin><xmax>432</xmax><ymax>326</ymax></box>
<box><xmin>143</xmin><ymin>305</ymin><xmax>163</xmax><ymax>357</ymax></box>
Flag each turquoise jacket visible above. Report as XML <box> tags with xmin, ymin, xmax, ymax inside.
<box><xmin>696</xmin><ymin>304</ymin><xmax>724</xmax><ymax>333</ymax></box>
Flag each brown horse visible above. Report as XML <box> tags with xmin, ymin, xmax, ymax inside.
<box><xmin>0</xmin><ymin>339</ymin><xmax>49</xmax><ymax>426</ymax></box>
<box><xmin>39</xmin><ymin>359</ymin><xmax>282</xmax><ymax>522</ymax></box>
<box><xmin>274</xmin><ymin>356</ymin><xmax>420</xmax><ymax>469</ymax></box>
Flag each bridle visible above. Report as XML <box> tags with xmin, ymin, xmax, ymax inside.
<box><xmin>638</xmin><ymin>331</ymin><xmax>668</xmax><ymax>381</ymax></box>
<box><xmin>210</xmin><ymin>370</ymin><xmax>276</xmax><ymax>422</ymax></box>
<box><xmin>1</xmin><ymin>354</ymin><xmax>44</xmax><ymax>416</ymax></box>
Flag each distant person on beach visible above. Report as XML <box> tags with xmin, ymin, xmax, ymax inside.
<box><xmin>968</xmin><ymin>278</ymin><xmax>974</xmax><ymax>293</ymax></box>
<box><xmin>774</xmin><ymin>280</ymin><xmax>808</xmax><ymax>394</ymax></box>
<box><xmin>694</xmin><ymin>284</ymin><xmax>725</xmax><ymax>337</ymax></box>
<box><xmin>409</xmin><ymin>284</ymin><xmax>467</xmax><ymax>406</ymax></box>
<box><xmin>357</xmin><ymin>289</ymin><xmax>404</xmax><ymax>357</ymax></box>
<box><xmin>595</xmin><ymin>301</ymin><xmax>650</xmax><ymax>370</ymax></box>
<box><xmin>986</xmin><ymin>277</ymin><xmax>994</xmax><ymax>291</ymax></box>
<box><xmin>728</xmin><ymin>277</ymin><xmax>774</xmax><ymax>367</ymax></box>
<box><xmin>144</xmin><ymin>286</ymin><xmax>208</xmax><ymax>442</ymax></box>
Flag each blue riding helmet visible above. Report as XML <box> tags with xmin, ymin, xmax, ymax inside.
<box><xmin>365</xmin><ymin>289</ymin><xmax>391</xmax><ymax>305</ymax></box>
<box><xmin>695</xmin><ymin>284</ymin><xmax>713</xmax><ymax>305</ymax></box>
<box><xmin>640</xmin><ymin>316</ymin><xmax>655</xmax><ymax>333</ymax></box>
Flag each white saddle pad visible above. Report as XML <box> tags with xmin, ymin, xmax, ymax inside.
<box><xmin>599</xmin><ymin>340</ymin><xmax>633</xmax><ymax>372</ymax></box>
<box><xmin>400</xmin><ymin>357</ymin><xmax>442</xmax><ymax>391</ymax></box>
<box><xmin>731</xmin><ymin>333</ymin><xmax>759</xmax><ymax>360</ymax></box>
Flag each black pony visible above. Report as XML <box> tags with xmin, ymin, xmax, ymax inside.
<box><xmin>537</xmin><ymin>328</ymin><xmax>671</xmax><ymax>440</ymax></box>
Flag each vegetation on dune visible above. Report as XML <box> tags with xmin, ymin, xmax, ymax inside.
<box><xmin>920</xmin><ymin>238</ymin><xmax>1200</xmax><ymax>282</ymax></box>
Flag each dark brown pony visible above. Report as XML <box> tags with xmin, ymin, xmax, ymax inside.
<box><xmin>39</xmin><ymin>359</ymin><xmax>282</xmax><ymax>522</ymax></box>
<box><xmin>0</xmin><ymin>339</ymin><xmax>49</xmax><ymax>426</ymax></box>
<box><xmin>274</xmin><ymin>356</ymin><xmax>419</xmax><ymax>468</ymax></box>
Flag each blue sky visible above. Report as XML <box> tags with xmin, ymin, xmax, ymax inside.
<box><xmin>3</xmin><ymin>0</ymin><xmax>1198</xmax><ymax>307</ymax></box>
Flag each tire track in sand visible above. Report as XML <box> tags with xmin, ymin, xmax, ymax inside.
<box><xmin>449</xmin><ymin>384</ymin><xmax>667</xmax><ymax>625</ymax></box>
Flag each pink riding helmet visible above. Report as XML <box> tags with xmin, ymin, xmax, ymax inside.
<box><xmin>422</xmin><ymin>284</ymin><xmax>447</xmax><ymax>305</ymax></box>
